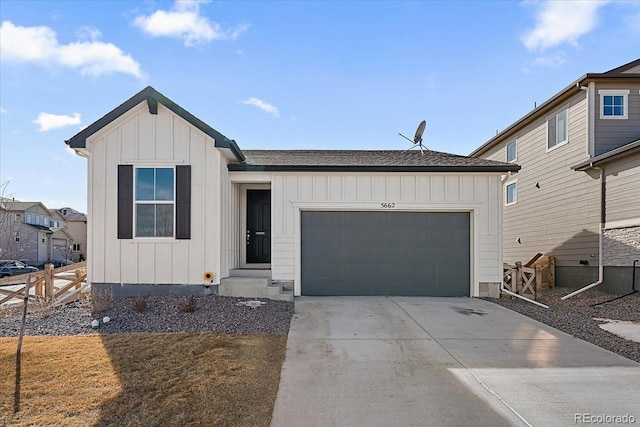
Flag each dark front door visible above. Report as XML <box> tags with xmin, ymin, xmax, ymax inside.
<box><xmin>246</xmin><ymin>190</ymin><xmax>271</xmax><ymax>263</ymax></box>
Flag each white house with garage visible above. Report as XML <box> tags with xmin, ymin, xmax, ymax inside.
<box><xmin>66</xmin><ymin>87</ymin><xmax>519</xmax><ymax>300</ymax></box>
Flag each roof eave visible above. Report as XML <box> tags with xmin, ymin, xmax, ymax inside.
<box><xmin>572</xmin><ymin>140</ymin><xmax>640</xmax><ymax>171</ymax></box>
<box><xmin>470</xmin><ymin>73</ymin><xmax>640</xmax><ymax>158</ymax></box>
<box><xmin>228</xmin><ymin>164</ymin><xmax>520</xmax><ymax>173</ymax></box>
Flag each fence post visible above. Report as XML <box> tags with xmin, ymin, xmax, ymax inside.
<box><xmin>44</xmin><ymin>263</ymin><xmax>54</xmax><ymax>299</ymax></box>
<box><xmin>535</xmin><ymin>264</ymin><xmax>543</xmax><ymax>299</ymax></box>
<box><xmin>548</xmin><ymin>257</ymin><xmax>555</xmax><ymax>288</ymax></box>
<box><xmin>515</xmin><ymin>261</ymin><xmax>523</xmax><ymax>295</ymax></box>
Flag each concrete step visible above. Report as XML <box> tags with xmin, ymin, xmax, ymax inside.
<box><xmin>270</xmin><ymin>290</ymin><xmax>294</xmax><ymax>302</ymax></box>
<box><xmin>219</xmin><ymin>275</ymin><xmax>292</xmax><ymax>301</ymax></box>
<box><xmin>229</xmin><ymin>269</ymin><xmax>272</xmax><ymax>278</ymax></box>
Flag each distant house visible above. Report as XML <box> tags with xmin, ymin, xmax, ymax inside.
<box><xmin>58</xmin><ymin>207</ymin><xmax>88</xmax><ymax>262</ymax></box>
<box><xmin>0</xmin><ymin>200</ymin><xmax>71</xmax><ymax>267</ymax></box>
<box><xmin>471</xmin><ymin>58</ymin><xmax>640</xmax><ymax>294</ymax></box>
<box><xmin>66</xmin><ymin>86</ymin><xmax>519</xmax><ymax>300</ymax></box>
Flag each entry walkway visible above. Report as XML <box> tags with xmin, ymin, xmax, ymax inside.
<box><xmin>271</xmin><ymin>297</ymin><xmax>639</xmax><ymax>427</ymax></box>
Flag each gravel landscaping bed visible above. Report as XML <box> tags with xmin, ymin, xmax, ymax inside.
<box><xmin>485</xmin><ymin>286</ymin><xmax>640</xmax><ymax>363</ymax></box>
<box><xmin>0</xmin><ymin>294</ymin><xmax>294</xmax><ymax>337</ymax></box>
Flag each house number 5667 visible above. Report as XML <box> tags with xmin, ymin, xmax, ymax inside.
<box><xmin>380</xmin><ymin>203</ymin><xmax>396</xmax><ymax>208</ymax></box>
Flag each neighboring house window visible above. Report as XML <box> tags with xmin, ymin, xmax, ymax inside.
<box><xmin>62</xmin><ymin>209</ymin><xmax>68</xmax><ymax>216</ymax></box>
<box><xmin>135</xmin><ymin>167</ymin><xmax>175</xmax><ymax>237</ymax></box>
<box><xmin>505</xmin><ymin>181</ymin><xmax>517</xmax><ymax>206</ymax></box>
<box><xmin>599</xmin><ymin>89</ymin><xmax>629</xmax><ymax>119</ymax></box>
<box><xmin>26</xmin><ymin>213</ymin><xmax>32</xmax><ymax>223</ymax></box>
<box><xmin>547</xmin><ymin>109</ymin><xmax>568</xmax><ymax>151</ymax></box>
<box><xmin>35</xmin><ymin>215</ymin><xmax>41</xmax><ymax>225</ymax></box>
<box><xmin>15</xmin><ymin>213</ymin><xmax>22</xmax><ymax>222</ymax></box>
<box><xmin>72</xmin><ymin>243</ymin><xmax>81</xmax><ymax>252</ymax></box>
<box><xmin>506</xmin><ymin>140</ymin><xmax>517</xmax><ymax>163</ymax></box>
<box><xmin>43</xmin><ymin>217</ymin><xmax>48</xmax><ymax>226</ymax></box>
<box><xmin>15</xmin><ymin>232</ymin><xmax>20</xmax><ymax>243</ymax></box>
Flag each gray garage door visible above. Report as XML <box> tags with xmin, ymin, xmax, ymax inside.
<box><xmin>301</xmin><ymin>211</ymin><xmax>470</xmax><ymax>296</ymax></box>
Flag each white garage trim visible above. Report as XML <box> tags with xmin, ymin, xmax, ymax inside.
<box><xmin>290</xmin><ymin>200</ymin><xmax>478</xmax><ymax>296</ymax></box>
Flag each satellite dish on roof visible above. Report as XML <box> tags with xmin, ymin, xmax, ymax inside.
<box><xmin>398</xmin><ymin>120</ymin><xmax>428</xmax><ymax>154</ymax></box>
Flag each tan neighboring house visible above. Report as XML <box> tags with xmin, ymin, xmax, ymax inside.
<box><xmin>0</xmin><ymin>200</ymin><xmax>72</xmax><ymax>267</ymax></box>
<box><xmin>471</xmin><ymin>58</ymin><xmax>640</xmax><ymax>294</ymax></box>
<box><xmin>58</xmin><ymin>207</ymin><xmax>88</xmax><ymax>262</ymax></box>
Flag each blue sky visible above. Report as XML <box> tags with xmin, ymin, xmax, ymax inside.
<box><xmin>1</xmin><ymin>0</ymin><xmax>639</xmax><ymax>213</ymax></box>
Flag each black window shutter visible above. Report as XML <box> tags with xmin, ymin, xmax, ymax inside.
<box><xmin>118</xmin><ymin>165</ymin><xmax>133</xmax><ymax>239</ymax></box>
<box><xmin>176</xmin><ymin>165</ymin><xmax>191</xmax><ymax>239</ymax></box>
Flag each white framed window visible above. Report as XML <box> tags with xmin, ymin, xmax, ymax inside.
<box><xmin>505</xmin><ymin>180</ymin><xmax>517</xmax><ymax>206</ymax></box>
<box><xmin>506</xmin><ymin>139</ymin><xmax>517</xmax><ymax>163</ymax></box>
<box><xmin>599</xmin><ymin>89</ymin><xmax>629</xmax><ymax>119</ymax></box>
<box><xmin>547</xmin><ymin>109</ymin><xmax>568</xmax><ymax>151</ymax></box>
<box><xmin>72</xmin><ymin>243</ymin><xmax>81</xmax><ymax>252</ymax></box>
<box><xmin>26</xmin><ymin>213</ymin><xmax>32</xmax><ymax>223</ymax></box>
<box><xmin>43</xmin><ymin>217</ymin><xmax>48</xmax><ymax>227</ymax></box>
<box><xmin>35</xmin><ymin>215</ymin><xmax>41</xmax><ymax>225</ymax></box>
<box><xmin>134</xmin><ymin>167</ymin><xmax>175</xmax><ymax>237</ymax></box>
<box><xmin>15</xmin><ymin>213</ymin><xmax>22</xmax><ymax>222</ymax></box>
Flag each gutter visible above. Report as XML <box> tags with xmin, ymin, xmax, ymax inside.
<box><xmin>227</xmin><ymin>164</ymin><xmax>520</xmax><ymax>173</ymax></box>
<box><xmin>500</xmin><ymin>281</ymin><xmax>549</xmax><ymax>308</ymax></box>
<box><xmin>562</xmin><ymin>166</ymin><xmax>604</xmax><ymax>299</ymax></box>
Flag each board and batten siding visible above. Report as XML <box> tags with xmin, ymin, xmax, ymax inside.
<box><xmin>604</xmin><ymin>150</ymin><xmax>640</xmax><ymax>225</ymax></box>
<box><xmin>482</xmin><ymin>91</ymin><xmax>602</xmax><ymax>267</ymax></box>
<box><xmin>257</xmin><ymin>172</ymin><xmax>504</xmax><ymax>297</ymax></box>
<box><xmin>87</xmin><ymin>102</ymin><xmax>223</xmax><ymax>286</ymax></box>
<box><xmin>219</xmin><ymin>154</ymin><xmax>241</xmax><ymax>279</ymax></box>
<box><xmin>594</xmin><ymin>82</ymin><xmax>640</xmax><ymax>155</ymax></box>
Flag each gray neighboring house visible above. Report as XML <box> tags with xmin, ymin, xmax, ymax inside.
<box><xmin>0</xmin><ymin>200</ymin><xmax>72</xmax><ymax>267</ymax></box>
<box><xmin>471</xmin><ymin>58</ymin><xmax>640</xmax><ymax>294</ymax></box>
<box><xmin>58</xmin><ymin>207</ymin><xmax>88</xmax><ymax>262</ymax></box>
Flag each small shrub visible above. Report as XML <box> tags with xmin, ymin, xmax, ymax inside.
<box><xmin>91</xmin><ymin>287</ymin><xmax>114</xmax><ymax>315</ymax></box>
<box><xmin>179</xmin><ymin>295</ymin><xmax>197</xmax><ymax>313</ymax></box>
<box><xmin>132</xmin><ymin>296</ymin><xmax>150</xmax><ymax>313</ymax></box>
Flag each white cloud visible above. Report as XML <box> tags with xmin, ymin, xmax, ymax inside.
<box><xmin>242</xmin><ymin>98</ymin><xmax>280</xmax><ymax>117</ymax></box>
<box><xmin>0</xmin><ymin>21</ymin><xmax>144</xmax><ymax>78</ymax></box>
<box><xmin>521</xmin><ymin>1</ymin><xmax>609</xmax><ymax>52</ymax></box>
<box><xmin>624</xmin><ymin>8</ymin><xmax>640</xmax><ymax>35</ymax></box>
<box><xmin>531</xmin><ymin>52</ymin><xmax>566</xmax><ymax>68</ymax></box>
<box><xmin>34</xmin><ymin>112</ymin><xmax>81</xmax><ymax>132</ymax></box>
<box><xmin>76</xmin><ymin>26</ymin><xmax>102</xmax><ymax>41</ymax></box>
<box><xmin>133</xmin><ymin>0</ymin><xmax>248</xmax><ymax>47</ymax></box>
<box><xmin>0</xmin><ymin>107</ymin><xmax>6</xmax><ymax>113</ymax></box>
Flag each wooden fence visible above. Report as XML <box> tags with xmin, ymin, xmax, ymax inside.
<box><xmin>503</xmin><ymin>254</ymin><xmax>555</xmax><ymax>300</ymax></box>
<box><xmin>0</xmin><ymin>262</ymin><xmax>88</xmax><ymax>307</ymax></box>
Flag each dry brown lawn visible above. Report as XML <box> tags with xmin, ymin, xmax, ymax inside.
<box><xmin>0</xmin><ymin>333</ymin><xmax>287</xmax><ymax>426</ymax></box>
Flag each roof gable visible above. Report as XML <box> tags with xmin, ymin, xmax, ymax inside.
<box><xmin>65</xmin><ymin>86</ymin><xmax>245</xmax><ymax>162</ymax></box>
<box><xmin>471</xmin><ymin>58</ymin><xmax>640</xmax><ymax>157</ymax></box>
<box><xmin>604</xmin><ymin>58</ymin><xmax>640</xmax><ymax>74</ymax></box>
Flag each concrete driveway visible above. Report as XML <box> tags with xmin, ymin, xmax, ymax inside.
<box><xmin>271</xmin><ymin>297</ymin><xmax>640</xmax><ymax>427</ymax></box>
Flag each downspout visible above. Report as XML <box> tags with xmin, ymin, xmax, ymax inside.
<box><xmin>499</xmin><ymin>172</ymin><xmax>549</xmax><ymax>308</ymax></box>
<box><xmin>562</xmin><ymin>166</ymin><xmax>604</xmax><ymax>299</ymax></box>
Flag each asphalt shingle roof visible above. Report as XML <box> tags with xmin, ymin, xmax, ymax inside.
<box><xmin>229</xmin><ymin>150</ymin><xmax>520</xmax><ymax>173</ymax></box>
